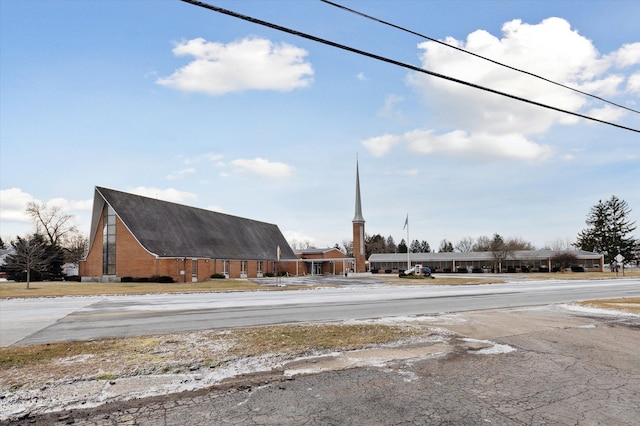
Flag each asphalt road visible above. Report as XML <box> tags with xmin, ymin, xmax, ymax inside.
<box><xmin>5</xmin><ymin>305</ymin><xmax>639</xmax><ymax>425</ymax></box>
<box><xmin>2</xmin><ymin>276</ymin><xmax>638</xmax><ymax>346</ymax></box>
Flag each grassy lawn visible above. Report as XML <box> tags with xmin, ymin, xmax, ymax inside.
<box><xmin>576</xmin><ymin>297</ymin><xmax>640</xmax><ymax>314</ymax></box>
<box><xmin>0</xmin><ymin>279</ymin><xmax>311</xmax><ymax>299</ymax></box>
<box><xmin>1</xmin><ymin>271</ymin><xmax>638</xmax><ymax>298</ymax></box>
<box><xmin>0</xmin><ymin>323</ymin><xmax>432</xmax><ymax>391</ymax></box>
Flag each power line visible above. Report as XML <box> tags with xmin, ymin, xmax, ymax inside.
<box><xmin>321</xmin><ymin>0</ymin><xmax>640</xmax><ymax>115</ymax></box>
<box><xmin>180</xmin><ymin>0</ymin><xmax>640</xmax><ymax>134</ymax></box>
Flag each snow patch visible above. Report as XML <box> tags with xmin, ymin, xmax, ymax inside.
<box><xmin>462</xmin><ymin>338</ymin><xmax>516</xmax><ymax>355</ymax></box>
<box><xmin>561</xmin><ymin>303</ymin><xmax>640</xmax><ymax>317</ymax></box>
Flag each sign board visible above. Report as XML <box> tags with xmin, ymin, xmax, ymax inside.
<box><xmin>615</xmin><ymin>254</ymin><xmax>624</xmax><ymax>263</ymax></box>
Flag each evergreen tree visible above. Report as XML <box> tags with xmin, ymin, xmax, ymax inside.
<box><xmin>574</xmin><ymin>196</ymin><xmax>638</xmax><ymax>264</ymax></box>
<box><xmin>398</xmin><ymin>239</ymin><xmax>408</xmax><ymax>253</ymax></box>
<box><xmin>490</xmin><ymin>233</ymin><xmax>511</xmax><ymax>273</ymax></box>
<box><xmin>419</xmin><ymin>240</ymin><xmax>431</xmax><ymax>253</ymax></box>
<box><xmin>409</xmin><ymin>239</ymin><xmax>421</xmax><ymax>253</ymax></box>
<box><xmin>385</xmin><ymin>235</ymin><xmax>397</xmax><ymax>253</ymax></box>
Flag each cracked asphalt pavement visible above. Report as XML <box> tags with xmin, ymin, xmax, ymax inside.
<box><xmin>4</xmin><ymin>306</ymin><xmax>639</xmax><ymax>425</ymax></box>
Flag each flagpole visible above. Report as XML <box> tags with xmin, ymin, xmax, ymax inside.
<box><xmin>404</xmin><ymin>214</ymin><xmax>410</xmax><ymax>270</ymax></box>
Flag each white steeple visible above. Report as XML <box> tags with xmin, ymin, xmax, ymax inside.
<box><xmin>353</xmin><ymin>159</ymin><xmax>365</xmax><ymax>223</ymax></box>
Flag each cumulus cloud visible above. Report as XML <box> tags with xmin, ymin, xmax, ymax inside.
<box><xmin>362</xmin><ymin>134</ymin><xmax>402</xmax><ymax>157</ymax></box>
<box><xmin>378</xmin><ymin>94</ymin><xmax>405</xmax><ymax>121</ymax></box>
<box><xmin>129</xmin><ymin>187</ymin><xmax>198</xmax><ymax>203</ymax></box>
<box><xmin>584</xmin><ymin>105</ymin><xmax>626</xmax><ymax>122</ymax></box>
<box><xmin>157</xmin><ymin>37</ymin><xmax>313</xmax><ymax>95</ymax></box>
<box><xmin>165</xmin><ymin>168</ymin><xmax>196</xmax><ymax>180</ymax></box>
<box><xmin>409</xmin><ymin>17</ymin><xmax>601</xmax><ymax>133</ymax></box>
<box><xmin>361</xmin><ymin>17</ymin><xmax>636</xmax><ymax>162</ymax></box>
<box><xmin>405</xmin><ymin>129</ymin><xmax>552</xmax><ymax>161</ymax></box>
<box><xmin>230</xmin><ymin>157</ymin><xmax>293</xmax><ymax>179</ymax></box>
<box><xmin>0</xmin><ymin>188</ymin><xmax>37</xmax><ymax>222</ymax></box>
<box><xmin>47</xmin><ymin>197</ymin><xmax>92</xmax><ymax>212</ymax></box>
<box><xmin>0</xmin><ymin>188</ymin><xmax>93</xmax><ymax>239</ymax></box>
<box><xmin>603</xmin><ymin>42</ymin><xmax>640</xmax><ymax>68</ymax></box>
<box><xmin>183</xmin><ymin>151</ymin><xmax>224</xmax><ymax>165</ymax></box>
<box><xmin>628</xmin><ymin>72</ymin><xmax>640</xmax><ymax>94</ymax></box>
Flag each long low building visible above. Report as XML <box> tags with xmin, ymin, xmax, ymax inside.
<box><xmin>368</xmin><ymin>250</ymin><xmax>604</xmax><ymax>273</ymax></box>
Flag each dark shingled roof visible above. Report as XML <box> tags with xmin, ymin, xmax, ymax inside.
<box><xmin>92</xmin><ymin>187</ymin><xmax>296</xmax><ymax>260</ymax></box>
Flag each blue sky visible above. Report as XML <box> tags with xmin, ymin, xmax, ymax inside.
<box><xmin>1</xmin><ymin>0</ymin><xmax>639</xmax><ymax>251</ymax></box>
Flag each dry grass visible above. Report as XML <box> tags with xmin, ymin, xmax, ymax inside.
<box><xmin>576</xmin><ymin>297</ymin><xmax>640</xmax><ymax>315</ymax></box>
<box><xmin>2</xmin><ymin>271</ymin><xmax>638</xmax><ymax>298</ymax></box>
<box><xmin>0</xmin><ymin>280</ymin><xmax>311</xmax><ymax>299</ymax></box>
<box><xmin>381</xmin><ymin>276</ymin><xmax>504</xmax><ymax>285</ymax></box>
<box><xmin>0</xmin><ymin>323</ymin><xmax>426</xmax><ymax>390</ymax></box>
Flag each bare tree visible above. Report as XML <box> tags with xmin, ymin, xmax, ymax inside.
<box><xmin>455</xmin><ymin>237</ymin><xmax>475</xmax><ymax>252</ymax></box>
<box><xmin>551</xmin><ymin>252</ymin><xmax>579</xmax><ymax>271</ymax></box>
<box><xmin>505</xmin><ymin>236</ymin><xmax>535</xmax><ymax>251</ymax></box>
<box><xmin>26</xmin><ymin>202</ymin><xmax>77</xmax><ymax>247</ymax></box>
<box><xmin>64</xmin><ymin>233</ymin><xmax>89</xmax><ymax>265</ymax></box>
<box><xmin>4</xmin><ymin>234</ymin><xmax>58</xmax><ymax>289</ymax></box>
<box><xmin>546</xmin><ymin>238</ymin><xmax>574</xmax><ymax>251</ymax></box>
<box><xmin>473</xmin><ymin>235</ymin><xmax>492</xmax><ymax>252</ymax></box>
<box><xmin>342</xmin><ymin>239</ymin><xmax>354</xmax><ymax>257</ymax></box>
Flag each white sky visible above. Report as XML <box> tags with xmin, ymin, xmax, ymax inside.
<box><xmin>1</xmin><ymin>0</ymin><xmax>639</xmax><ymax>250</ymax></box>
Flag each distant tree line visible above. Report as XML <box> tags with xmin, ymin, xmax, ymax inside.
<box><xmin>333</xmin><ymin>195</ymin><xmax>638</xmax><ymax>268</ymax></box>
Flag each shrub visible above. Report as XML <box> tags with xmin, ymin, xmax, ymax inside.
<box><xmin>210</xmin><ymin>273</ymin><xmax>226</xmax><ymax>279</ymax></box>
<box><xmin>471</xmin><ymin>267</ymin><xmax>483</xmax><ymax>273</ymax></box>
<box><xmin>121</xmin><ymin>276</ymin><xmax>133</xmax><ymax>282</ymax></box>
<box><xmin>571</xmin><ymin>266</ymin><xmax>585</xmax><ymax>272</ymax></box>
<box><xmin>157</xmin><ymin>276</ymin><xmax>174</xmax><ymax>283</ymax></box>
<box><xmin>65</xmin><ymin>275</ymin><xmax>81</xmax><ymax>282</ymax></box>
<box><xmin>264</xmin><ymin>272</ymin><xmax>275</xmax><ymax>277</ymax></box>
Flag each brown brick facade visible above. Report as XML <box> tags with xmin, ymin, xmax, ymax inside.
<box><xmin>79</xmin><ymin>215</ymin><xmax>282</xmax><ymax>281</ymax></box>
<box><xmin>353</xmin><ymin>222</ymin><xmax>366</xmax><ymax>273</ymax></box>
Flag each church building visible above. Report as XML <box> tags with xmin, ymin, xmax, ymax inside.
<box><xmin>79</xmin><ymin>187</ymin><xmax>296</xmax><ymax>282</ymax></box>
<box><xmin>79</xmin><ymin>161</ymin><xmax>369</xmax><ymax>282</ymax></box>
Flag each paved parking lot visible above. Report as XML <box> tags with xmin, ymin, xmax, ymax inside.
<box><xmin>6</xmin><ymin>306</ymin><xmax>639</xmax><ymax>425</ymax></box>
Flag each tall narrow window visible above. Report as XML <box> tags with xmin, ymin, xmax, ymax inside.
<box><xmin>102</xmin><ymin>205</ymin><xmax>116</xmax><ymax>275</ymax></box>
<box><xmin>192</xmin><ymin>259</ymin><xmax>198</xmax><ymax>281</ymax></box>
